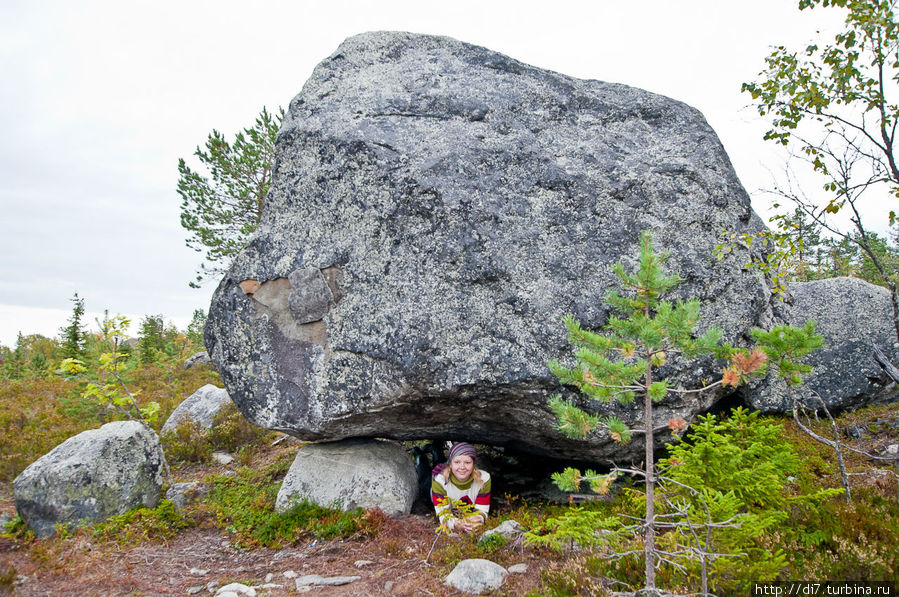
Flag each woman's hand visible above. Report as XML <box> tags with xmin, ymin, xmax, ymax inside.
<box><xmin>455</xmin><ymin>515</ymin><xmax>484</xmax><ymax>533</ymax></box>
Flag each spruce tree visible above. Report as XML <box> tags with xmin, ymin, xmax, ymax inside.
<box><xmin>137</xmin><ymin>315</ymin><xmax>166</xmax><ymax>364</ymax></box>
<box><xmin>59</xmin><ymin>292</ymin><xmax>87</xmax><ymax>359</ymax></box>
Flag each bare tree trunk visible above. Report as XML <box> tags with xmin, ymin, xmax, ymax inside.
<box><xmin>644</xmin><ymin>360</ymin><xmax>657</xmax><ymax>596</ymax></box>
<box><xmin>792</xmin><ymin>393</ymin><xmax>851</xmax><ymax>502</ymax></box>
<box><xmin>874</xmin><ymin>344</ymin><xmax>899</xmax><ymax>385</ymax></box>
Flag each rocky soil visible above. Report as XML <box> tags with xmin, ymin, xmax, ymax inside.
<box><xmin>0</xmin><ymin>516</ymin><xmax>545</xmax><ymax>596</ymax></box>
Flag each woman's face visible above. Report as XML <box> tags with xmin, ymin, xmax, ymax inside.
<box><xmin>450</xmin><ymin>455</ymin><xmax>474</xmax><ymax>482</ymax></box>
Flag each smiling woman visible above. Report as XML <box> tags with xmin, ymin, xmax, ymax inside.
<box><xmin>430</xmin><ymin>442</ymin><xmax>491</xmax><ymax>534</ymax></box>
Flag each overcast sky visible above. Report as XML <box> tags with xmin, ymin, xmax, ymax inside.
<box><xmin>0</xmin><ymin>0</ymin><xmax>853</xmax><ymax>347</ymax></box>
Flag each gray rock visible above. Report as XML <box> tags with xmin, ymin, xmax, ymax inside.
<box><xmin>749</xmin><ymin>277</ymin><xmax>899</xmax><ymax>412</ymax></box>
<box><xmin>445</xmin><ymin>558</ymin><xmax>509</xmax><ymax>594</ymax></box>
<box><xmin>507</xmin><ymin>563</ymin><xmax>528</xmax><ymax>574</ymax></box>
<box><xmin>166</xmin><ymin>482</ymin><xmax>209</xmax><ymax>511</ymax></box>
<box><xmin>215</xmin><ymin>584</ymin><xmax>256</xmax><ymax>597</ymax></box>
<box><xmin>482</xmin><ymin>519</ymin><xmax>524</xmax><ymax>539</ymax></box>
<box><xmin>184</xmin><ymin>351</ymin><xmax>211</xmax><ymax>369</ymax></box>
<box><xmin>212</xmin><ymin>451</ymin><xmax>234</xmax><ymax>465</ymax></box>
<box><xmin>276</xmin><ymin>439</ymin><xmax>417</xmax><ymax>515</ymax></box>
<box><xmin>205</xmin><ymin>31</ymin><xmax>777</xmax><ymax>461</ymax></box>
<box><xmin>161</xmin><ymin>384</ymin><xmax>232</xmax><ymax>436</ymax></box>
<box><xmin>13</xmin><ymin>421</ymin><xmax>164</xmax><ymax>537</ymax></box>
<box><xmin>295</xmin><ymin>574</ymin><xmax>362</xmax><ymax>587</ymax></box>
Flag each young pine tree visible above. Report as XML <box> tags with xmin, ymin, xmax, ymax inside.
<box><xmin>547</xmin><ymin>231</ymin><xmax>767</xmax><ymax>595</ymax></box>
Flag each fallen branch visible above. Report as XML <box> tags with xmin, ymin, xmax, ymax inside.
<box><xmin>873</xmin><ymin>345</ymin><xmax>899</xmax><ymax>385</ymax></box>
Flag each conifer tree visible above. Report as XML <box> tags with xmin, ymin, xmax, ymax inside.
<box><xmin>178</xmin><ymin>106</ymin><xmax>283</xmax><ymax>287</ymax></box>
<box><xmin>59</xmin><ymin>292</ymin><xmax>87</xmax><ymax>359</ymax></box>
<box><xmin>547</xmin><ymin>231</ymin><xmax>766</xmax><ymax>594</ymax></box>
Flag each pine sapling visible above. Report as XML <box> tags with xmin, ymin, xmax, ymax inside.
<box><xmin>547</xmin><ymin>231</ymin><xmax>767</xmax><ymax>594</ymax></box>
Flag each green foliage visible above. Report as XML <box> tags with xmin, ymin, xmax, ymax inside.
<box><xmin>742</xmin><ymin>0</ymin><xmax>899</xmax><ymax>339</ymax></box>
<box><xmin>202</xmin><ymin>461</ymin><xmax>365</xmax><ymax>547</ymax></box>
<box><xmin>59</xmin><ymin>292</ymin><xmax>87</xmax><ymax>359</ymax></box>
<box><xmin>91</xmin><ymin>500</ymin><xmax>194</xmax><ymax>546</ymax></box>
<box><xmin>476</xmin><ymin>532</ymin><xmax>508</xmax><ymax>553</ymax></box>
<box><xmin>59</xmin><ymin>314</ymin><xmax>162</xmax><ymax>426</ymax></box>
<box><xmin>743</xmin><ymin>0</ymin><xmax>899</xmax><ymax>191</ymax></box>
<box><xmin>526</xmin><ymin>506</ymin><xmax>625</xmax><ymax>552</ymax></box>
<box><xmin>161</xmin><ymin>418</ymin><xmax>212</xmax><ymax>463</ymax></box>
<box><xmin>0</xmin><ymin>333</ymin><xmax>61</xmax><ymax>380</ymax></box>
<box><xmin>137</xmin><ymin>314</ymin><xmax>165</xmax><ymax>364</ymax></box>
<box><xmin>208</xmin><ymin>402</ymin><xmax>269</xmax><ymax>451</ymax></box>
<box><xmin>717</xmin><ymin>221</ymin><xmax>899</xmax><ymax>295</ymax></box>
<box><xmin>161</xmin><ymin>402</ymin><xmax>271</xmax><ymax>463</ymax></box>
<box><xmin>186</xmin><ymin>308</ymin><xmax>207</xmax><ymax>347</ymax></box>
<box><xmin>548</xmin><ymin>232</ymin><xmax>729</xmax><ymax>428</ymax></box>
<box><xmin>178</xmin><ymin>106</ymin><xmax>283</xmax><ymax>287</ymax></box>
<box><xmin>543</xmin><ymin>231</ymin><xmax>830</xmax><ymax>594</ymax></box>
<box><xmin>662</xmin><ymin>408</ymin><xmax>800</xmax><ymax>507</ymax></box>
<box><xmin>0</xmin><ymin>353</ymin><xmax>219</xmax><ymax>482</ymax></box>
<box><xmin>536</xmin><ymin>555</ymin><xmax>612</xmax><ymax>597</ymax></box>
<box><xmin>659</xmin><ymin>408</ymin><xmax>840</xmax><ymax>592</ymax></box>
<box><xmin>751</xmin><ymin>321</ymin><xmax>825</xmax><ymax>386</ymax></box>
<box><xmin>136</xmin><ymin>314</ymin><xmax>184</xmax><ymax>364</ymax></box>
<box><xmin>0</xmin><ymin>564</ymin><xmax>14</xmax><ymax>593</ymax></box>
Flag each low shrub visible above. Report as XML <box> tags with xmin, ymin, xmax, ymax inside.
<box><xmin>92</xmin><ymin>500</ymin><xmax>194</xmax><ymax>546</ymax></box>
<box><xmin>161</xmin><ymin>402</ymin><xmax>272</xmax><ymax>465</ymax></box>
<box><xmin>200</xmin><ymin>459</ymin><xmax>366</xmax><ymax>548</ymax></box>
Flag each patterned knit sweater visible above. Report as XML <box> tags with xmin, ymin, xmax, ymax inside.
<box><xmin>430</xmin><ymin>471</ymin><xmax>491</xmax><ymax>530</ymax></box>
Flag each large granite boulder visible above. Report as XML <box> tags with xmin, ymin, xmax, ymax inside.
<box><xmin>275</xmin><ymin>439</ymin><xmax>417</xmax><ymax>515</ymax></box>
<box><xmin>161</xmin><ymin>384</ymin><xmax>232</xmax><ymax>436</ymax></box>
<box><xmin>14</xmin><ymin>421</ymin><xmax>164</xmax><ymax>537</ymax></box>
<box><xmin>748</xmin><ymin>277</ymin><xmax>899</xmax><ymax>412</ymax></box>
<box><xmin>205</xmin><ymin>31</ymin><xmax>778</xmax><ymax>461</ymax></box>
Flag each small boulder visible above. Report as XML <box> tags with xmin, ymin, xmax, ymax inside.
<box><xmin>276</xmin><ymin>439</ymin><xmax>417</xmax><ymax>515</ymax></box>
<box><xmin>161</xmin><ymin>384</ymin><xmax>232</xmax><ymax>436</ymax></box>
<box><xmin>14</xmin><ymin>421</ymin><xmax>164</xmax><ymax>537</ymax></box>
<box><xmin>482</xmin><ymin>519</ymin><xmax>524</xmax><ymax>540</ymax></box>
<box><xmin>165</xmin><ymin>482</ymin><xmax>209</xmax><ymax>511</ymax></box>
<box><xmin>212</xmin><ymin>451</ymin><xmax>235</xmax><ymax>466</ymax></box>
<box><xmin>445</xmin><ymin>559</ymin><xmax>509</xmax><ymax>594</ymax></box>
<box><xmin>215</xmin><ymin>584</ymin><xmax>256</xmax><ymax>597</ymax></box>
<box><xmin>295</xmin><ymin>575</ymin><xmax>361</xmax><ymax>587</ymax></box>
<box><xmin>183</xmin><ymin>351</ymin><xmax>212</xmax><ymax>369</ymax></box>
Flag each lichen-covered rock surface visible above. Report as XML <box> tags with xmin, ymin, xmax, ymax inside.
<box><xmin>749</xmin><ymin>277</ymin><xmax>899</xmax><ymax>412</ymax></box>
<box><xmin>275</xmin><ymin>439</ymin><xmax>417</xmax><ymax>515</ymax></box>
<box><xmin>445</xmin><ymin>559</ymin><xmax>509</xmax><ymax>594</ymax></box>
<box><xmin>206</xmin><ymin>31</ymin><xmax>777</xmax><ymax>461</ymax></box>
<box><xmin>13</xmin><ymin>421</ymin><xmax>164</xmax><ymax>537</ymax></box>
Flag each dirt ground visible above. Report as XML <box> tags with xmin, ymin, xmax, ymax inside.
<box><xmin>0</xmin><ymin>502</ymin><xmax>548</xmax><ymax>597</ymax></box>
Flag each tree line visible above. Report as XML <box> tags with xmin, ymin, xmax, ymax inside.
<box><xmin>0</xmin><ymin>294</ymin><xmax>207</xmax><ymax>380</ymax></box>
